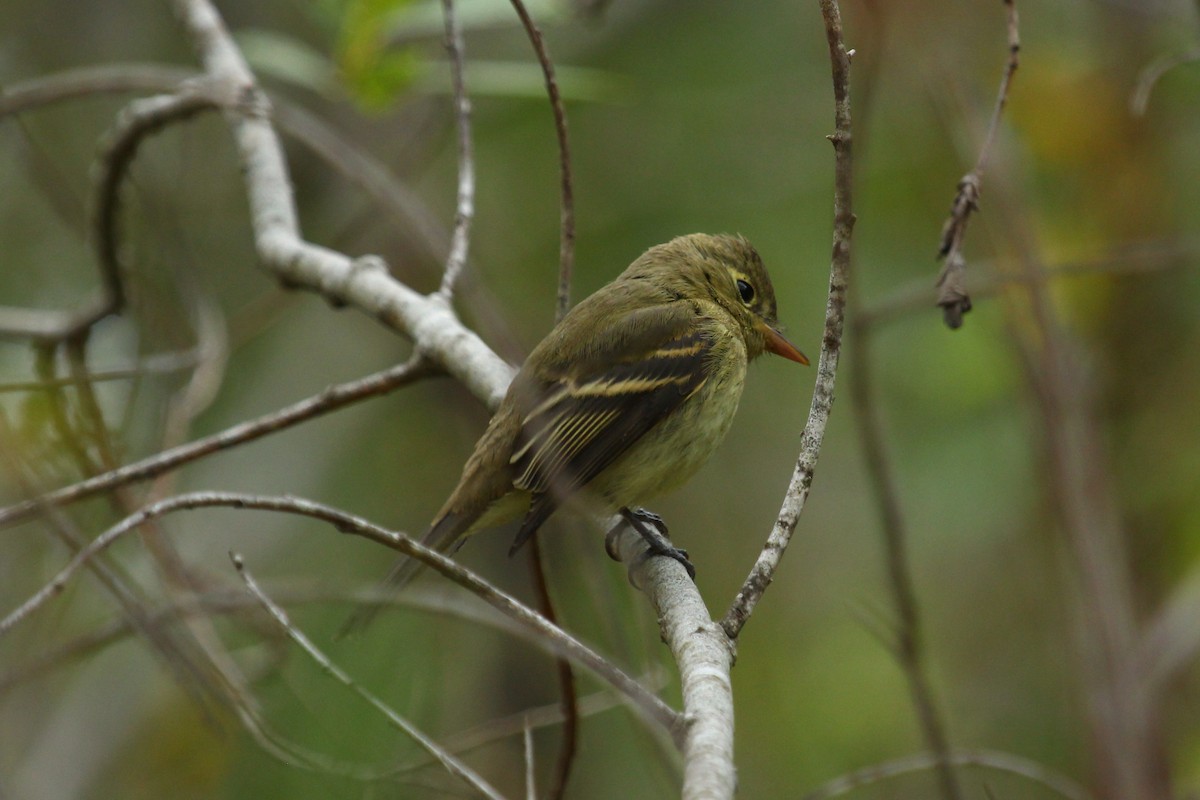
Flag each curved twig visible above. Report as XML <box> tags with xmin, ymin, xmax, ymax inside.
<box><xmin>800</xmin><ymin>748</ymin><xmax>1094</xmax><ymax>800</ymax></box>
<box><xmin>437</xmin><ymin>0</ymin><xmax>475</xmax><ymax>297</ymax></box>
<box><xmin>723</xmin><ymin>0</ymin><xmax>854</xmax><ymax>640</ymax></box>
<box><xmin>1130</xmin><ymin>46</ymin><xmax>1200</xmax><ymax>116</ymax></box>
<box><xmin>508</xmin><ymin>0</ymin><xmax>575</xmax><ymax>318</ymax></box>
<box><xmin>0</xmin><ymin>491</ymin><xmax>681</xmax><ymax>736</ymax></box>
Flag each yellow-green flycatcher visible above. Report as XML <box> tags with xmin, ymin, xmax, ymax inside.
<box><xmin>346</xmin><ymin>233</ymin><xmax>806</xmax><ymax>631</ymax></box>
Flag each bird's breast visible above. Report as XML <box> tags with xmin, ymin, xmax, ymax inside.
<box><xmin>591</xmin><ymin>334</ymin><xmax>748</xmax><ymax>505</ymax></box>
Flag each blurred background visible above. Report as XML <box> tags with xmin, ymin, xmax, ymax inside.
<box><xmin>2</xmin><ymin>0</ymin><xmax>1200</xmax><ymax>797</ymax></box>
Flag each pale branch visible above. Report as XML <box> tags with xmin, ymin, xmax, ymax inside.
<box><xmin>0</xmin><ymin>357</ymin><xmax>437</xmax><ymax>528</ymax></box>
<box><xmin>608</xmin><ymin>526</ymin><xmax>735</xmax><ymax>800</ymax></box>
<box><xmin>437</xmin><ymin>0</ymin><xmax>475</xmax><ymax>297</ymax></box>
<box><xmin>0</xmin><ymin>491</ymin><xmax>681</xmax><ymax>736</ymax></box>
<box><xmin>722</xmin><ymin>0</ymin><xmax>853</xmax><ymax>641</ymax></box>
<box><xmin>508</xmin><ymin>0</ymin><xmax>576</xmax><ymax>319</ymax></box>
<box><xmin>169</xmin><ymin>0</ymin><xmax>513</xmax><ymax>408</ymax></box>
<box><xmin>232</xmin><ymin>554</ymin><xmax>508</xmax><ymax>800</ymax></box>
<box><xmin>934</xmin><ymin>0</ymin><xmax>1020</xmax><ymax>328</ymax></box>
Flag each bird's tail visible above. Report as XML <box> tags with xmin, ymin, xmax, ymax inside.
<box><xmin>336</xmin><ymin>512</ymin><xmax>469</xmax><ymax>638</ymax></box>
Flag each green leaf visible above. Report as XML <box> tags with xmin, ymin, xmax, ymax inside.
<box><xmin>337</xmin><ymin>0</ymin><xmax>422</xmax><ymax>111</ymax></box>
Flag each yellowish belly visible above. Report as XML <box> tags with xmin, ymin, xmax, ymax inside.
<box><xmin>590</xmin><ymin>349</ymin><xmax>747</xmax><ymax>506</ymax></box>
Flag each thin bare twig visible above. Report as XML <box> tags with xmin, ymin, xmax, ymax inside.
<box><xmin>1130</xmin><ymin>46</ymin><xmax>1200</xmax><ymax>116</ymax></box>
<box><xmin>800</xmin><ymin>748</ymin><xmax>1094</xmax><ymax>800</ymax></box>
<box><xmin>89</xmin><ymin>85</ymin><xmax>221</xmax><ymax>329</ymax></box>
<box><xmin>847</xmin><ymin>310</ymin><xmax>961</xmax><ymax>800</ymax></box>
<box><xmin>232</xmin><ymin>554</ymin><xmax>507</xmax><ymax>800</ymax></box>
<box><xmin>0</xmin><ymin>582</ymin><xmax>656</xmax><ymax>703</ymax></box>
<box><xmin>722</xmin><ymin>0</ymin><xmax>854</xmax><ymax>640</ymax></box>
<box><xmin>0</xmin><ymin>86</ymin><xmax>215</xmax><ymax>341</ymax></box>
<box><xmin>0</xmin><ymin>357</ymin><xmax>436</xmax><ymax>528</ymax></box>
<box><xmin>437</xmin><ymin>0</ymin><xmax>475</xmax><ymax>297</ymax></box>
<box><xmin>526</xmin><ymin>533</ymin><xmax>579</xmax><ymax>800</ymax></box>
<box><xmin>844</xmin><ymin>26</ymin><xmax>958</xmax><ymax>789</ymax></box>
<box><xmin>934</xmin><ymin>0</ymin><xmax>1019</xmax><ymax>329</ymax></box>
<box><xmin>0</xmin><ymin>63</ymin><xmax>196</xmax><ymax>117</ymax></box>
<box><xmin>0</xmin><ymin>492</ymin><xmax>680</xmax><ymax>735</ymax></box>
<box><xmin>508</xmin><ymin>0</ymin><xmax>575</xmax><ymax>318</ymax></box>
<box><xmin>0</xmin><ymin>350</ymin><xmax>201</xmax><ymax>393</ymax></box>
<box><xmin>981</xmin><ymin>145</ymin><xmax>1169</xmax><ymax>794</ymax></box>
<box><xmin>514</xmin><ymin>5</ymin><xmax>584</xmax><ymax>771</ymax></box>
<box><xmin>524</xmin><ymin>719</ymin><xmax>537</xmax><ymax>800</ymax></box>
<box><xmin>860</xmin><ymin>236</ymin><xmax>1200</xmax><ymax>329</ymax></box>
<box><xmin>0</xmin><ymin>409</ymin><xmax>228</xmax><ymax>717</ymax></box>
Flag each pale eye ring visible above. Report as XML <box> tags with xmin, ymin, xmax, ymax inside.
<box><xmin>736</xmin><ymin>279</ymin><xmax>755</xmax><ymax>304</ymax></box>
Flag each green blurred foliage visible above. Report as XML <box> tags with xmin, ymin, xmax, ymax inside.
<box><xmin>2</xmin><ymin>0</ymin><xmax>1200</xmax><ymax>798</ymax></box>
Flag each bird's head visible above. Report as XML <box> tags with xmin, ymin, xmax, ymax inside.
<box><xmin>635</xmin><ymin>233</ymin><xmax>809</xmax><ymax>365</ymax></box>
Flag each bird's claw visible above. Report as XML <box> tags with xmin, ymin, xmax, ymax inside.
<box><xmin>606</xmin><ymin>507</ymin><xmax>696</xmax><ymax>587</ymax></box>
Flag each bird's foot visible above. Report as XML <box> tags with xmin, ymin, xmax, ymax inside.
<box><xmin>606</xmin><ymin>507</ymin><xmax>696</xmax><ymax>586</ymax></box>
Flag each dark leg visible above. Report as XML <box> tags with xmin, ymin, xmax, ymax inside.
<box><xmin>605</xmin><ymin>507</ymin><xmax>696</xmax><ymax>583</ymax></box>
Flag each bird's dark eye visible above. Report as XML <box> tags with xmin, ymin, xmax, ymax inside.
<box><xmin>736</xmin><ymin>279</ymin><xmax>755</xmax><ymax>304</ymax></box>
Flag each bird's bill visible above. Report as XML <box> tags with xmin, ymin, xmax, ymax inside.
<box><xmin>759</xmin><ymin>322</ymin><xmax>810</xmax><ymax>365</ymax></box>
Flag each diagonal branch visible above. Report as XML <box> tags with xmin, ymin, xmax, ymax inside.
<box><xmin>0</xmin><ymin>491</ymin><xmax>681</xmax><ymax>737</ymax></box>
<box><xmin>233</xmin><ymin>554</ymin><xmax>507</xmax><ymax>800</ymax></box>
<box><xmin>0</xmin><ymin>357</ymin><xmax>437</xmax><ymax>528</ymax></box>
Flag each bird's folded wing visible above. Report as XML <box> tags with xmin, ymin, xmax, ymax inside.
<box><xmin>508</xmin><ymin>304</ymin><xmax>713</xmax><ymax>550</ymax></box>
